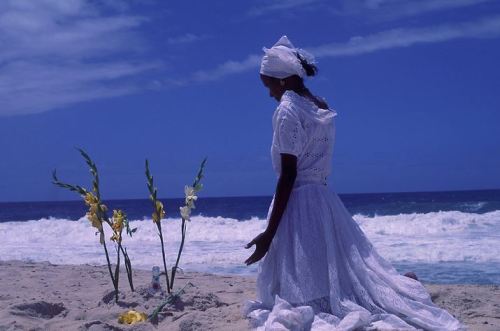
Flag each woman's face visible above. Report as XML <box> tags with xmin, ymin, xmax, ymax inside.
<box><xmin>260</xmin><ymin>74</ymin><xmax>285</xmax><ymax>102</ymax></box>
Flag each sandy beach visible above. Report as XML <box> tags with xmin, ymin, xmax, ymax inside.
<box><xmin>0</xmin><ymin>260</ymin><xmax>498</xmax><ymax>331</ymax></box>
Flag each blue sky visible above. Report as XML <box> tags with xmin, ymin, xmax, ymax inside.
<box><xmin>1</xmin><ymin>0</ymin><xmax>499</xmax><ymax>202</ymax></box>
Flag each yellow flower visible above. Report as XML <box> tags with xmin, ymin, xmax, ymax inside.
<box><xmin>155</xmin><ymin>200</ymin><xmax>164</xmax><ymax>212</ymax></box>
<box><xmin>110</xmin><ymin>209</ymin><xmax>125</xmax><ymax>242</ymax></box>
<box><xmin>89</xmin><ymin>204</ymin><xmax>98</xmax><ymax>214</ymax></box>
<box><xmin>118</xmin><ymin>310</ymin><xmax>148</xmax><ymax>324</ymax></box>
<box><xmin>112</xmin><ymin>210</ymin><xmax>125</xmax><ymax>230</ymax></box>
<box><xmin>86</xmin><ymin>211</ymin><xmax>102</xmax><ymax>231</ymax></box>
<box><xmin>84</xmin><ymin>192</ymin><xmax>105</xmax><ymax>231</ymax></box>
<box><xmin>152</xmin><ymin>200</ymin><xmax>165</xmax><ymax>223</ymax></box>
<box><xmin>84</xmin><ymin>192</ymin><xmax>98</xmax><ymax>206</ymax></box>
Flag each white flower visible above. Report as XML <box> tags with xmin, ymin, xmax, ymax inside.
<box><xmin>184</xmin><ymin>185</ymin><xmax>196</xmax><ymax>197</ymax></box>
<box><xmin>184</xmin><ymin>185</ymin><xmax>198</xmax><ymax>208</ymax></box>
<box><xmin>180</xmin><ymin>206</ymin><xmax>191</xmax><ymax>221</ymax></box>
<box><xmin>187</xmin><ymin>199</ymin><xmax>196</xmax><ymax>210</ymax></box>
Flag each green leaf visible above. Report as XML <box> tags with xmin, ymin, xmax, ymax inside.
<box><xmin>192</xmin><ymin>157</ymin><xmax>207</xmax><ymax>187</ymax></box>
<box><xmin>52</xmin><ymin>169</ymin><xmax>58</xmax><ymax>182</ymax></box>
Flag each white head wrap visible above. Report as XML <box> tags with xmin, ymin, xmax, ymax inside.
<box><xmin>260</xmin><ymin>35</ymin><xmax>315</xmax><ymax>79</ymax></box>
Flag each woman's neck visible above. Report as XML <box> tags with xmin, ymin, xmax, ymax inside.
<box><xmin>290</xmin><ymin>84</ymin><xmax>309</xmax><ymax>96</ymax></box>
<box><xmin>289</xmin><ymin>87</ymin><xmax>328</xmax><ymax>110</ymax></box>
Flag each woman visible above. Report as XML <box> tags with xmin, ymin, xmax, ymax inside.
<box><xmin>244</xmin><ymin>36</ymin><xmax>464</xmax><ymax>330</ymax></box>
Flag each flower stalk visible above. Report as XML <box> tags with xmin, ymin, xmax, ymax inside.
<box><xmin>170</xmin><ymin>158</ymin><xmax>206</xmax><ymax>290</ymax></box>
<box><xmin>148</xmin><ymin>282</ymin><xmax>194</xmax><ymax>323</ymax></box>
<box><xmin>145</xmin><ymin>159</ymin><xmax>171</xmax><ymax>293</ymax></box>
<box><xmin>145</xmin><ymin>158</ymin><xmax>206</xmax><ymax>292</ymax></box>
<box><xmin>52</xmin><ymin>148</ymin><xmax>136</xmax><ymax>302</ymax></box>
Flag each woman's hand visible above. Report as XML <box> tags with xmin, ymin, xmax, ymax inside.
<box><xmin>244</xmin><ymin>231</ymin><xmax>274</xmax><ymax>265</ymax></box>
<box><xmin>244</xmin><ymin>154</ymin><xmax>296</xmax><ymax>266</ymax></box>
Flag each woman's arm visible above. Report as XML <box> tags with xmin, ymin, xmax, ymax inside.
<box><xmin>245</xmin><ymin>153</ymin><xmax>297</xmax><ymax>265</ymax></box>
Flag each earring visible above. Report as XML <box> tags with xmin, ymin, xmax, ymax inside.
<box><xmin>280</xmin><ymin>80</ymin><xmax>285</xmax><ymax>86</ymax></box>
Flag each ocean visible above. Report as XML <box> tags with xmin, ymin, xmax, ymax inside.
<box><xmin>1</xmin><ymin>189</ymin><xmax>499</xmax><ymax>285</ymax></box>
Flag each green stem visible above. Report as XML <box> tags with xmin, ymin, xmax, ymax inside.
<box><xmin>101</xmin><ymin>229</ymin><xmax>116</xmax><ymax>294</ymax></box>
<box><xmin>148</xmin><ymin>282</ymin><xmax>193</xmax><ymax>321</ymax></box>
<box><xmin>157</xmin><ymin>222</ymin><xmax>171</xmax><ymax>294</ymax></box>
<box><xmin>170</xmin><ymin>219</ymin><xmax>186</xmax><ymax>291</ymax></box>
<box><xmin>114</xmin><ymin>242</ymin><xmax>121</xmax><ymax>303</ymax></box>
<box><xmin>120</xmin><ymin>246</ymin><xmax>134</xmax><ymax>292</ymax></box>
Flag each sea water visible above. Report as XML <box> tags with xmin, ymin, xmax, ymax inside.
<box><xmin>1</xmin><ymin>189</ymin><xmax>499</xmax><ymax>284</ymax></box>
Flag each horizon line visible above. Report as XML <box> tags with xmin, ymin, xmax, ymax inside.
<box><xmin>1</xmin><ymin>187</ymin><xmax>499</xmax><ymax>204</ymax></box>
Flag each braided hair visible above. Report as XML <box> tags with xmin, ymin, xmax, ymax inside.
<box><xmin>296</xmin><ymin>52</ymin><xmax>318</xmax><ymax>77</ymax></box>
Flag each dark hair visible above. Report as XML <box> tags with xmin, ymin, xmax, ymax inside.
<box><xmin>296</xmin><ymin>52</ymin><xmax>317</xmax><ymax>77</ymax></box>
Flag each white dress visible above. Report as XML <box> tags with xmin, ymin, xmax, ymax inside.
<box><xmin>244</xmin><ymin>90</ymin><xmax>464</xmax><ymax>331</ymax></box>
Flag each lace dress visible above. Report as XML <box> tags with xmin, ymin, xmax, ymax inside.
<box><xmin>244</xmin><ymin>90</ymin><xmax>464</xmax><ymax>330</ymax></box>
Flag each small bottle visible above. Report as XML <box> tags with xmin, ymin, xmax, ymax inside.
<box><xmin>148</xmin><ymin>266</ymin><xmax>164</xmax><ymax>296</ymax></box>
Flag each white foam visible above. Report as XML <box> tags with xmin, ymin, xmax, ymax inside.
<box><xmin>1</xmin><ymin>210</ymin><xmax>499</xmax><ymax>273</ymax></box>
<box><xmin>355</xmin><ymin>210</ymin><xmax>500</xmax><ymax>263</ymax></box>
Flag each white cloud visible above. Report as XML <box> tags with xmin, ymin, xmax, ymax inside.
<box><xmin>311</xmin><ymin>15</ymin><xmax>500</xmax><ymax>57</ymax></box>
<box><xmin>167</xmin><ymin>33</ymin><xmax>208</xmax><ymax>45</ymax></box>
<box><xmin>0</xmin><ymin>0</ymin><xmax>159</xmax><ymax>116</ymax></box>
<box><xmin>191</xmin><ymin>55</ymin><xmax>261</xmax><ymax>83</ymax></box>
<box><xmin>248</xmin><ymin>0</ymin><xmax>322</xmax><ymax>17</ymax></box>
<box><xmin>189</xmin><ymin>15</ymin><xmax>500</xmax><ymax>82</ymax></box>
<box><xmin>157</xmin><ymin>54</ymin><xmax>262</xmax><ymax>87</ymax></box>
<box><xmin>354</xmin><ymin>0</ymin><xmax>495</xmax><ymax>19</ymax></box>
<box><xmin>248</xmin><ymin>0</ymin><xmax>494</xmax><ymax>19</ymax></box>
<box><xmin>0</xmin><ymin>61</ymin><xmax>159</xmax><ymax>116</ymax></box>
<box><xmin>368</xmin><ymin>0</ymin><xmax>489</xmax><ymax>11</ymax></box>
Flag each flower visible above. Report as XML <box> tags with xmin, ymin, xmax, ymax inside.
<box><xmin>118</xmin><ymin>310</ymin><xmax>148</xmax><ymax>324</ymax></box>
<box><xmin>184</xmin><ymin>185</ymin><xmax>198</xmax><ymax>209</ymax></box>
<box><xmin>112</xmin><ymin>210</ymin><xmax>125</xmax><ymax>229</ymax></box>
<box><xmin>179</xmin><ymin>184</ymin><xmax>202</xmax><ymax>221</ymax></box>
<box><xmin>180</xmin><ymin>206</ymin><xmax>191</xmax><ymax>221</ymax></box>
<box><xmin>86</xmin><ymin>211</ymin><xmax>102</xmax><ymax>231</ymax></box>
<box><xmin>156</xmin><ymin>200</ymin><xmax>164</xmax><ymax>212</ymax></box>
<box><xmin>152</xmin><ymin>200</ymin><xmax>165</xmax><ymax>223</ymax></box>
<box><xmin>84</xmin><ymin>192</ymin><xmax>103</xmax><ymax>231</ymax></box>
<box><xmin>84</xmin><ymin>192</ymin><xmax>98</xmax><ymax>206</ymax></box>
<box><xmin>110</xmin><ymin>209</ymin><xmax>125</xmax><ymax>242</ymax></box>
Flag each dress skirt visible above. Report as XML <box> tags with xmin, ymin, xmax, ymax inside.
<box><xmin>244</xmin><ymin>182</ymin><xmax>464</xmax><ymax>331</ymax></box>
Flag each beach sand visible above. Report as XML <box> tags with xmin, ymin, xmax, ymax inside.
<box><xmin>0</xmin><ymin>260</ymin><xmax>498</xmax><ymax>330</ymax></box>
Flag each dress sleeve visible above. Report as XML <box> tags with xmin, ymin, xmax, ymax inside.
<box><xmin>273</xmin><ymin>102</ymin><xmax>305</xmax><ymax>157</ymax></box>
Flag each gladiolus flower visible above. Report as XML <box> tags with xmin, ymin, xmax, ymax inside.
<box><xmin>180</xmin><ymin>206</ymin><xmax>191</xmax><ymax>221</ymax></box>
<box><xmin>118</xmin><ymin>310</ymin><xmax>148</xmax><ymax>324</ymax></box>
<box><xmin>152</xmin><ymin>200</ymin><xmax>165</xmax><ymax>223</ymax></box>
<box><xmin>184</xmin><ymin>185</ymin><xmax>198</xmax><ymax>210</ymax></box>
<box><xmin>156</xmin><ymin>200</ymin><xmax>164</xmax><ymax>212</ymax></box>
<box><xmin>84</xmin><ymin>192</ymin><xmax>98</xmax><ymax>206</ymax></box>
<box><xmin>110</xmin><ymin>209</ymin><xmax>126</xmax><ymax>242</ymax></box>
<box><xmin>86</xmin><ymin>211</ymin><xmax>102</xmax><ymax>231</ymax></box>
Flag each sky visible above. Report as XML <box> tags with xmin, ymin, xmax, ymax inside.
<box><xmin>0</xmin><ymin>0</ymin><xmax>499</xmax><ymax>202</ymax></box>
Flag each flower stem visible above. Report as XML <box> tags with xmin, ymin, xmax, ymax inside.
<box><xmin>148</xmin><ymin>282</ymin><xmax>194</xmax><ymax>321</ymax></box>
<box><xmin>170</xmin><ymin>219</ymin><xmax>186</xmax><ymax>291</ymax></box>
<box><xmin>114</xmin><ymin>242</ymin><xmax>121</xmax><ymax>303</ymax></box>
<box><xmin>101</xmin><ymin>229</ymin><xmax>117</xmax><ymax>300</ymax></box>
<box><xmin>157</xmin><ymin>222</ymin><xmax>171</xmax><ymax>294</ymax></box>
<box><xmin>120</xmin><ymin>246</ymin><xmax>134</xmax><ymax>292</ymax></box>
